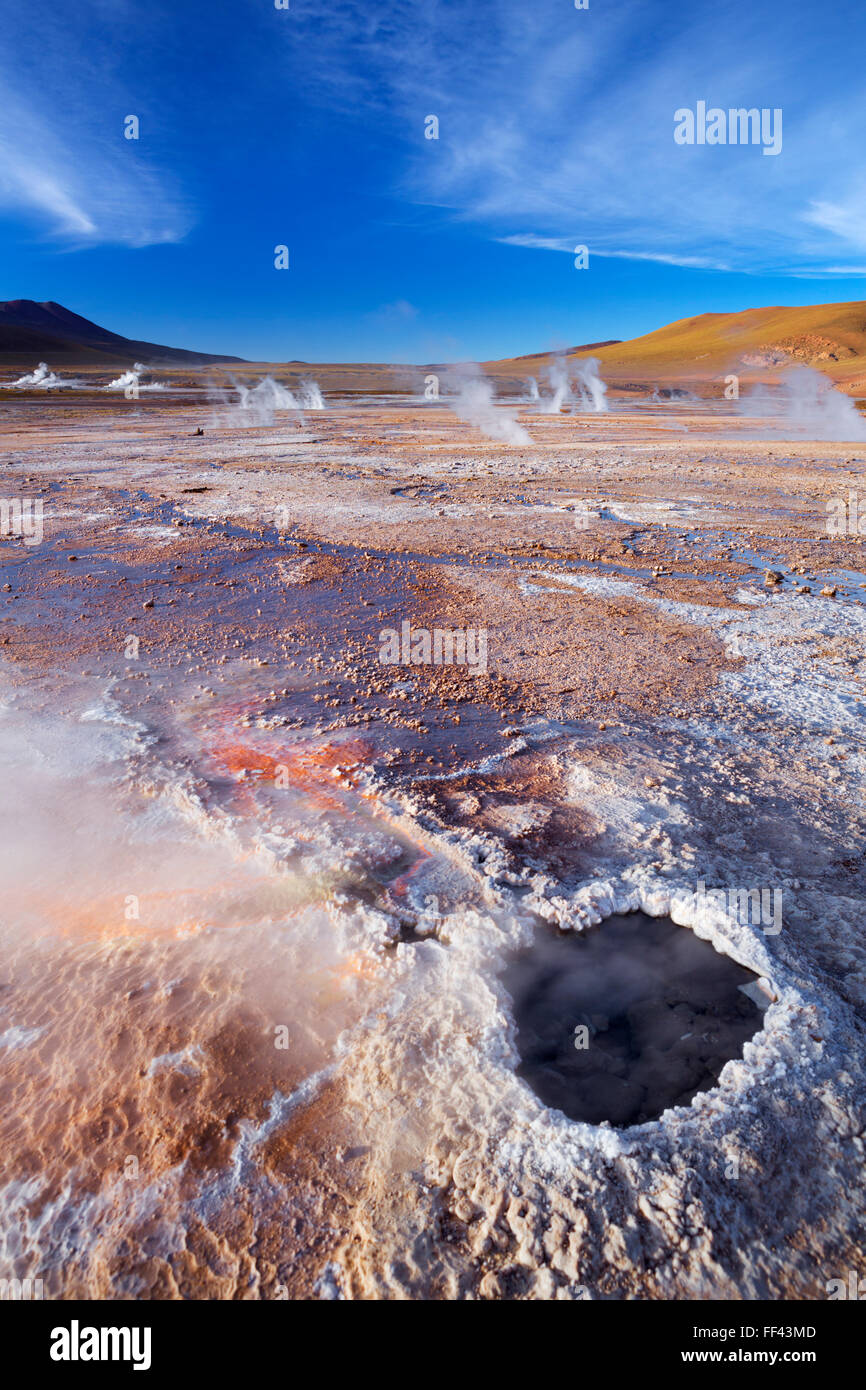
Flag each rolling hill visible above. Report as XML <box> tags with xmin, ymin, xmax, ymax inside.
<box><xmin>485</xmin><ymin>300</ymin><xmax>866</xmax><ymax>396</ymax></box>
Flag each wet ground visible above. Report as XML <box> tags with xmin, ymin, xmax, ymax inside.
<box><xmin>0</xmin><ymin>383</ymin><xmax>864</xmax><ymax>1300</ymax></box>
<box><xmin>505</xmin><ymin>912</ymin><xmax>766</xmax><ymax>1127</ymax></box>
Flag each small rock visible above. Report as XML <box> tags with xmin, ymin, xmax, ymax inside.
<box><xmin>820</xmin><ymin>585</ymin><xmax>837</xmax><ymax>598</ymax></box>
<box><xmin>764</xmin><ymin>569</ymin><xmax>783</xmax><ymax>584</ymax></box>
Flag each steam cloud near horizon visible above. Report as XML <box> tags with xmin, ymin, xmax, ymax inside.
<box><xmin>209</xmin><ymin>374</ymin><xmax>325</xmax><ymax>426</ymax></box>
<box><xmin>444</xmin><ymin>366</ymin><xmax>532</xmax><ymax>445</ymax></box>
<box><xmin>105</xmin><ymin>363</ymin><xmax>166</xmax><ymax>392</ymax></box>
<box><xmin>736</xmin><ymin>366</ymin><xmax>866</xmax><ymax>441</ymax></box>
<box><xmin>539</xmin><ymin>354</ymin><xmax>608</xmax><ymax>414</ymax></box>
<box><xmin>11</xmin><ymin>361</ymin><xmax>64</xmax><ymax>388</ymax></box>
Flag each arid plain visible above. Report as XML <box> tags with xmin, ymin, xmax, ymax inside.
<box><xmin>0</xmin><ymin>358</ymin><xmax>864</xmax><ymax>1300</ymax></box>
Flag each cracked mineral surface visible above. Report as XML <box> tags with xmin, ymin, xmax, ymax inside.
<box><xmin>0</xmin><ymin>382</ymin><xmax>863</xmax><ymax>1300</ymax></box>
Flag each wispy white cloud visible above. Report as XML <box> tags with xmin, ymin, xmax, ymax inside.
<box><xmin>804</xmin><ymin>187</ymin><xmax>866</xmax><ymax>253</ymax></box>
<box><xmin>7</xmin><ymin>0</ymin><xmax>866</xmax><ymax>280</ymax></box>
<box><xmin>497</xmin><ymin>235</ymin><xmax>730</xmax><ymax>270</ymax></box>
<box><xmin>371</xmin><ymin>298</ymin><xmax>419</xmax><ymax>322</ymax></box>
<box><xmin>286</xmin><ymin>0</ymin><xmax>866</xmax><ymax>279</ymax></box>
<box><xmin>599</xmin><ymin>250</ymin><xmax>732</xmax><ymax>271</ymax></box>
<box><xmin>0</xmin><ymin>7</ymin><xmax>192</xmax><ymax>248</ymax></box>
<box><xmin>0</xmin><ymin>160</ymin><xmax>98</xmax><ymax>240</ymax></box>
<box><xmin>0</xmin><ymin>125</ymin><xmax>191</xmax><ymax>248</ymax></box>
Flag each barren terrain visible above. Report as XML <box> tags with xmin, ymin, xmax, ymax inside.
<box><xmin>0</xmin><ymin>379</ymin><xmax>864</xmax><ymax>1300</ymax></box>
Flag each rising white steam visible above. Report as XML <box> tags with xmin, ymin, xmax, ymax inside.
<box><xmin>297</xmin><ymin>377</ymin><xmax>325</xmax><ymax>410</ymax></box>
<box><xmin>539</xmin><ymin>354</ymin><xmax>608</xmax><ymax>414</ymax></box>
<box><xmin>736</xmin><ymin>366</ymin><xmax>866</xmax><ymax>441</ymax></box>
<box><xmin>525</xmin><ymin>377</ymin><xmax>539</xmax><ymax>400</ymax></box>
<box><xmin>572</xmin><ymin>356</ymin><xmax>608</xmax><ymax>412</ymax></box>
<box><xmin>211</xmin><ymin>376</ymin><xmax>304</xmax><ymax>427</ymax></box>
<box><xmin>446</xmin><ymin>368</ymin><xmax>532</xmax><ymax>445</ymax></box>
<box><xmin>105</xmin><ymin>363</ymin><xmax>165</xmax><ymax>392</ymax></box>
<box><xmin>12</xmin><ymin>362</ymin><xmax>63</xmax><ymax>389</ymax></box>
<box><xmin>541</xmin><ymin>356</ymin><xmax>570</xmax><ymax>414</ymax></box>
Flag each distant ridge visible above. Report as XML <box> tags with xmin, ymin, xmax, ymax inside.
<box><xmin>5</xmin><ymin>297</ymin><xmax>866</xmax><ymax>396</ymax></box>
<box><xmin>482</xmin><ymin>339</ymin><xmax>621</xmax><ymax>367</ymax></box>
<box><xmin>0</xmin><ymin>300</ymin><xmax>245</xmax><ymax>365</ymax></box>
<box><xmin>484</xmin><ymin>300</ymin><xmax>866</xmax><ymax>395</ymax></box>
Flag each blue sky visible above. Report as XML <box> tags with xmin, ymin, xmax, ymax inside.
<box><xmin>2</xmin><ymin>0</ymin><xmax>866</xmax><ymax>362</ymax></box>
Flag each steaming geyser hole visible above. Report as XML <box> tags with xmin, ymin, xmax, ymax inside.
<box><xmin>504</xmin><ymin>911</ymin><xmax>766</xmax><ymax>1128</ymax></box>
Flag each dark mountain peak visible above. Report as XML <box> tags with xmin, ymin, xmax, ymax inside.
<box><xmin>0</xmin><ymin>299</ymin><xmax>245</xmax><ymax>365</ymax></box>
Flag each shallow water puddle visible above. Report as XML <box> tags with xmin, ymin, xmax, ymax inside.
<box><xmin>505</xmin><ymin>910</ymin><xmax>764</xmax><ymax>1127</ymax></box>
